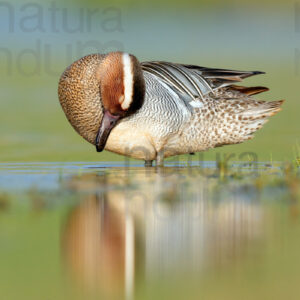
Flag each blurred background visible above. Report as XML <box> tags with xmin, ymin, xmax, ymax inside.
<box><xmin>0</xmin><ymin>0</ymin><xmax>299</xmax><ymax>162</ymax></box>
<box><xmin>1</xmin><ymin>1</ymin><xmax>300</xmax><ymax>300</ymax></box>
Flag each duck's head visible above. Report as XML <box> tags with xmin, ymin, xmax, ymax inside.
<box><xmin>58</xmin><ymin>52</ymin><xmax>145</xmax><ymax>152</ymax></box>
<box><xmin>95</xmin><ymin>52</ymin><xmax>145</xmax><ymax>152</ymax></box>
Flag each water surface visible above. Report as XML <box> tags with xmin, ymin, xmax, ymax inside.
<box><xmin>0</xmin><ymin>162</ymin><xmax>299</xmax><ymax>299</ymax></box>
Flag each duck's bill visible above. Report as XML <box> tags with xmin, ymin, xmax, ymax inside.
<box><xmin>95</xmin><ymin>111</ymin><xmax>120</xmax><ymax>152</ymax></box>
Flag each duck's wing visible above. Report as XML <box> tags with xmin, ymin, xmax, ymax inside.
<box><xmin>141</xmin><ymin>61</ymin><xmax>265</xmax><ymax>101</ymax></box>
<box><xmin>182</xmin><ymin>64</ymin><xmax>265</xmax><ymax>90</ymax></box>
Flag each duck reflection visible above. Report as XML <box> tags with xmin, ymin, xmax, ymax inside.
<box><xmin>62</xmin><ymin>194</ymin><xmax>128</xmax><ymax>299</ymax></box>
<box><xmin>61</xmin><ymin>168</ymin><xmax>264</xmax><ymax>298</ymax></box>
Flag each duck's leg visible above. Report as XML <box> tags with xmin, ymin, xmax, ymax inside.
<box><xmin>156</xmin><ymin>151</ymin><xmax>164</xmax><ymax>167</ymax></box>
<box><xmin>144</xmin><ymin>160</ymin><xmax>153</xmax><ymax>167</ymax></box>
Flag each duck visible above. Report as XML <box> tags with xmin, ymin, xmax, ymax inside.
<box><xmin>58</xmin><ymin>51</ymin><xmax>284</xmax><ymax>166</ymax></box>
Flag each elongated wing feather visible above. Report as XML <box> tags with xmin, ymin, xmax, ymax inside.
<box><xmin>181</xmin><ymin>65</ymin><xmax>265</xmax><ymax>89</ymax></box>
<box><xmin>141</xmin><ymin>61</ymin><xmax>265</xmax><ymax>101</ymax></box>
<box><xmin>142</xmin><ymin>61</ymin><xmax>213</xmax><ymax>101</ymax></box>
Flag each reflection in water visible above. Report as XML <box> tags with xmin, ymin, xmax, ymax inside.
<box><xmin>62</xmin><ymin>195</ymin><xmax>126</xmax><ymax>299</ymax></box>
<box><xmin>61</xmin><ymin>168</ymin><xmax>264</xmax><ymax>299</ymax></box>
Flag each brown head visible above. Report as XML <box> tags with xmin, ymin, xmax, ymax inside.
<box><xmin>95</xmin><ymin>52</ymin><xmax>145</xmax><ymax>152</ymax></box>
<box><xmin>58</xmin><ymin>52</ymin><xmax>145</xmax><ymax>152</ymax></box>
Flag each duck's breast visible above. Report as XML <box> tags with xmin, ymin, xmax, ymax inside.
<box><xmin>105</xmin><ymin>72</ymin><xmax>192</xmax><ymax>159</ymax></box>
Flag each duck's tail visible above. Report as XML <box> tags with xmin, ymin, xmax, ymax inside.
<box><xmin>214</xmin><ymin>98</ymin><xmax>284</xmax><ymax>147</ymax></box>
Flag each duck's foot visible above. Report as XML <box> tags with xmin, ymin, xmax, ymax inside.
<box><xmin>156</xmin><ymin>151</ymin><xmax>164</xmax><ymax>167</ymax></box>
<box><xmin>144</xmin><ymin>160</ymin><xmax>153</xmax><ymax>167</ymax></box>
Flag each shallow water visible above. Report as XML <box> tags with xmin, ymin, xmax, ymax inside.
<box><xmin>0</xmin><ymin>162</ymin><xmax>300</xmax><ymax>300</ymax></box>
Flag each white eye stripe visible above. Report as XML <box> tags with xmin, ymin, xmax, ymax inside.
<box><xmin>122</xmin><ymin>53</ymin><xmax>134</xmax><ymax>110</ymax></box>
